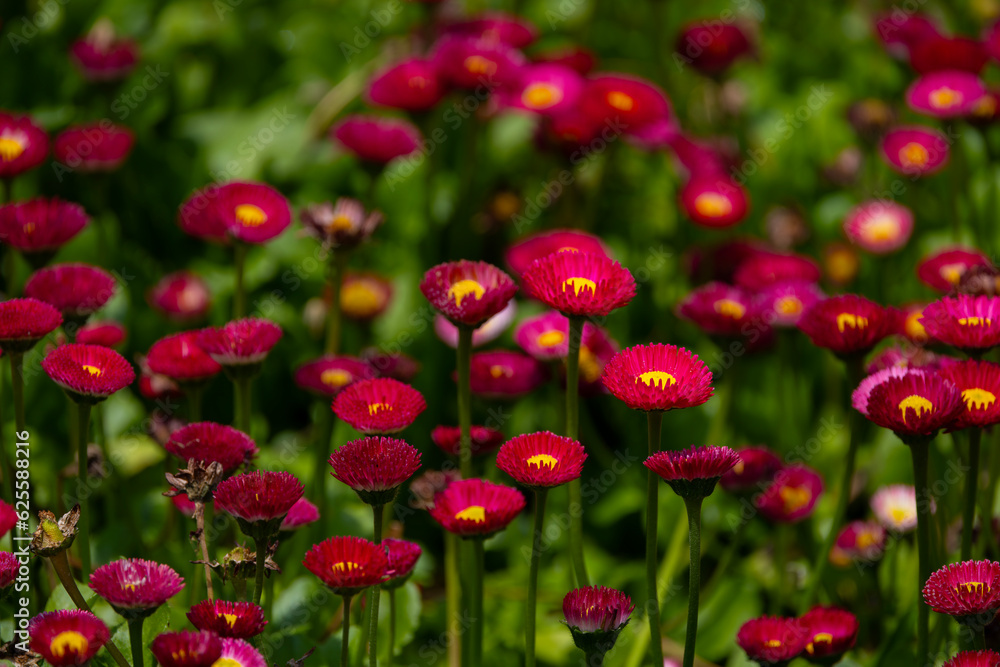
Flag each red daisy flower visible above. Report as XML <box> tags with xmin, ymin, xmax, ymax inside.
<box><xmin>677</xmin><ymin>282</ymin><xmax>758</xmax><ymax>337</ymax></box>
<box><xmin>148</xmin><ymin>271</ymin><xmax>212</xmax><ymax>321</ymax></box>
<box><xmin>280</xmin><ymin>497</ymin><xmax>320</xmax><ymax>531</ymax></box>
<box><xmin>383</xmin><ymin>538</ymin><xmax>422</xmax><ymax>588</ymax></box>
<box><xmin>680</xmin><ymin>176</ymin><xmax>750</xmax><ymax>228</ymax></box>
<box><xmin>505</xmin><ymin>229</ymin><xmax>609</xmax><ymax>277</ymax></box>
<box><xmin>667</xmin><ymin>133</ymin><xmax>733</xmax><ymax>179</ymax></box>
<box><xmin>332</xmin><ymin>115</ymin><xmax>422</xmax><ymax>164</ymax></box>
<box><xmin>676</xmin><ymin>22</ymin><xmax>753</xmax><ymax>74</ymax></box>
<box><xmin>0</xmin><ymin>198</ymin><xmax>89</xmax><ymax>261</ymax></box>
<box><xmin>911</xmin><ymin>36</ymin><xmax>989</xmax><ymax>74</ymax></box>
<box><xmin>43</xmin><ymin>343</ymin><xmax>134</xmax><ymax>402</ymax></box>
<box><xmin>602</xmin><ymin>343</ymin><xmax>714</xmax><ymax>412</ymax></box>
<box><xmin>216</xmin><ymin>638</ymin><xmax>266</xmax><ymax>667</ymax></box>
<box><xmin>871</xmin><ymin>484</ymin><xmax>918</xmax><ymax>533</ymax></box>
<box><xmin>327</xmin><ymin>435</ymin><xmax>422</xmax><ymax>505</ymax></box>
<box><xmin>918</xmin><ymin>248</ymin><xmax>993</xmax><ymax>292</ymax></box>
<box><xmin>75</xmin><ymin>321</ymin><xmax>126</xmax><ymax>348</ymax></box>
<box><xmin>505</xmin><ymin>64</ymin><xmax>584</xmax><ymax>117</ymax></box>
<box><xmin>89</xmin><ymin>558</ymin><xmax>184</xmax><ymax>617</ymax></box>
<box><xmin>580</xmin><ymin>73</ymin><xmax>670</xmax><ymax>130</ymax></box>
<box><xmin>1</xmin><ymin>500</ymin><xmax>18</xmax><ymax>538</ymax></box>
<box><xmin>842</xmin><ymin>200</ymin><xmax>914</xmax><ymax>254</ymax></box>
<box><xmin>294</xmin><ymin>355</ymin><xmax>372</xmax><ymax>397</ymax></box>
<box><xmin>923</xmin><ymin>560</ymin><xmax>1000</xmax><ymax>619</ymax></box>
<box><xmin>563</xmin><ymin>585</ymin><xmax>634</xmax><ymax>634</ymax></box>
<box><xmin>755</xmin><ymin>465</ymin><xmax>824</xmax><ymax>523</ymax></box>
<box><xmin>443</xmin><ymin>12</ymin><xmax>537</xmax><ymax>48</ymax></box>
<box><xmin>431</xmin><ymin>425</ymin><xmax>505</xmax><ymax>458</ymax></box>
<box><xmin>645</xmin><ymin>446</ymin><xmax>740</xmax><ymax>499</ymax></box>
<box><xmin>70</xmin><ymin>22</ymin><xmax>138</xmax><ymax>81</ymax></box>
<box><xmin>0</xmin><ymin>112</ymin><xmax>48</xmax><ymax>178</ymax></box>
<box><xmin>521</xmin><ymin>252</ymin><xmax>635</xmax><ymax>317</ymax></box>
<box><xmin>366</xmin><ymin>58</ymin><xmax>445</xmax><ymax>112</ymax></box>
<box><xmin>146</xmin><ymin>331</ymin><xmax>223</xmax><ymax>384</ymax></box>
<box><xmin>428</xmin><ymin>478</ymin><xmax>526</xmax><ymax>538</ymax></box>
<box><xmin>150</xmin><ymin>631</ymin><xmax>223</xmax><ymax>667</ymax></box>
<box><xmin>301</xmin><ymin>197</ymin><xmax>383</xmax><ymax>250</ymax></box>
<box><xmin>166</xmin><ymin>422</ymin><xmax>257</xmax><ymax>473</ymax></box>
<box><xmin>736</xmin><ymin>616</ymin><xmax>809</xmax><ymax>665</ymax></box>
<box><xmin>54</xmin><ymin>122</ymin><xmax>135</xmax><ymax>172</ymax></box>
<box><xmin>434</xmin><ymin>301</ymin><xmax>515</xmax><ymax>349</ymax></box>
<box><xmin>720</xmin><ymin>446</ymin><xmax>783</xmax><ymax>493</ymax></box>
<box><xmin>362</xmin><ymin>348</ymin><xmax>421</xmax><ymax>382</ymax></box>
<box><xmin>28</xmin><ymin>610</ymin><xmax>110</xmax><ymax>667</ymax></box>
<box><xmin>921</xmin><ymin>295</ymin><xmax>1000</xmax><ymax>353</ymax></box>
<box><xmin>1</xmin><ymin>551</ymin><xmax>18</xmax><ymax>590</ymax></box>
<box><xmin>734</xmin><ymin>251</ymin><xmax>821</xmax><ymax>291</ymax></box>
<box><xmin>875</xmin><ymin>13</ymin><xmax>941</xmax><ymax>59</ymax></box>
<box><xmin>198</xmin><ymin>318</ymin><xmax>282</xmax><ymax>367</ymax></box>
<box><xmin>431</xmin><ymin>36</ymin><xmax>526</xmax><ymax>89</ymax></box>
<box><xmin>907</xmin><ymin>70</ymin><xmax>987</xmax><ymax>118</ymax></box>
<box><xmin>468</xmin><ymin>350</ymin><xmax>547</xmax><ymax>398</ymax></box>
<box><xmin>852</xmin><ymin>367</ymin><xmax>919</xmax><ymax>416</ymax></box>
<box><xmin>496</xmin><ymin>431</ymin><xmax>586</xmax><ymax>489</ymax></box>
<box><xmin>944</xmin><ymin>651</ymin><xmax>1000</xmax><ymax>667</ymax></box>
<box><xmin>339</xmin><ymin>273</ymin><xmax>393</xmax><ymax>323</ymax></box>
<box><xmin>755</xmin><ymin>282</ymin><xmax>825</xmax><ymax>327</ymax></box>
<box><xmin>24</xmin><ymin>263</ymin><xmax>116</xmax><ymax>322</ymax></box>
<box><xmin>178</xmin><ymin>182</ymin><xmax>291</xmax><ymax>245</ymax></box>
<box><xmin>214</xmin><ymin>471</ymin><xmax>304</xmax><ymax>534</ymax></box>
<box><xmin>799</xmin><ymin>607</ymin><xmax>858</xmax><ymax>660</ymax></box>
<box><xmin>303</xmin><ymin>535</ymin><xmax>389</xmax><ymax>596</ymax></box>
<box><xmin>513</xmin><ymin>310</ymin><xmax>576</xmax><ymax>360</ymax></box>
<box><xmin>880</xmin><ymin>126</ymin><xmax>949</xmax><ymax>176</ymax></box>
<box><xmin>187</xmin><ymin>600</ymin><xmax>267</xmax><ymax>639</ymax></box>
<box><xmin>829</xmin><ymin>520</ymin><xmax>885</xmax><ymax>567</ymax></box>
<box><xmin>798</xmin><ymin>294</ymin><xmax>893</xmax><ymax>357</ymax></box>
<box><xmin>0</xmin><ymin>298</ymin><xmax>62</xmax><ymax>352</ymax></box>
<box><xmin>420</xmin><ymin>260</ymin><xmax>518</xmax><ymax>327</ymax></box>
<box><xmin>940</xmin><ymin>360</ymin><xmax>1000</xmax><ymax>429</ymax></box>
<box><xmin>332</xmin><ymin>378</ymin><xmax>427</xmax><ymax>435</ymax></box>
<box><xmin>864</xmin><ymin>372</ymin><xmax>963</xmax><ymax>439</ymax></box>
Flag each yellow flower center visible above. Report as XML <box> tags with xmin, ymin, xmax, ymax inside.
<box><xmin>693</xmin><ymin>192</ymin><xmax>733</xmax><ymax>218</ymax></box>
<box><xmin>332</xmin><ymin>561</ymin><xmax>360</xmax><ymax>574</ymax></box>
<box><xmin>447</xmin><ymin>279</ymin><xmax>486</xmax><ymax>307</ymax></box>
<box><xmin>330</xmin><ymin>214</ymin><xmax>353</xmax><ymax>231</ymax></box>
<box><xmin>368</xmin><ymin>402</ymin><xmax>392</xmax><ymax>416</ymax></box>
<box><xmin>713</xmin><ymin>298</ymin><xmax>746</xmax><ymax>319</ymax></box>
<box><xmin>50</xmin><ymin>631</ymin><xmax>89</xmax><ymax>658</ymax></box>
<box><xmin>522</xmin><ymin>83</ymin><xmax>563</xmax><ymax>110</ymax></box>
<box><xmin>537</xmin><ymin>330</ymin><xmax>565</xmax><ymax>348</ymax></box>
<box><xmin>862</xmin><ymin>214</ymin><xmax>899</xmax><ymax>242</ymax></box>
<box><xmin>455</xmin><ymin>505</ymin><xmax>486</xmax><ymax>523</ymax></box>
<box><xmin>213</xmin><ymin>659</ymin><xmax>243</xmax><ymax>667</ymax></box>
<box><xmin>956</xmin><ymin>581</ymin><xmax>990</xmax><ymax>594</ymax></box>
<box><xmin>940</xmin><ymin>263</ymin><xmax>965</xmax><ymax>285</ymax></box>
<box><xmin>836</xmin><ymin>313</ymin><xmax>868</xmax><ymax>332</ymax></box>
<box><xmin>928</xmin><ymin>86</ymin><xmax>963</xmax><ymax>110</ymax></box>
<box><xmin>764</xmin><ymin>639</ymin><xmax>783</xmax><ymax>648</ymax></box>
<box><xmin>779</xmin><ymin>485</ymin><xmax>812</xmax><ymax>513</ymax></box>
<box><xmin>856</xmin><ymin>530</ymin><xmax>878</xmax><ymax>550</ymax></box>
<box><xmin>562</xmin><ymin>277</ymin><xmax>596</xmax><ymax>297</ymax></box>
<box><xmin>82</xmin><ymin>364</ymin><xmax>102</xmax><ymax>377</ymax></box>
<box><xmin>222</xmin><ymin>613</ymin><xmax>239</xmax><ymax>628</ymax></box>
<box><xmin>527</xmin><ymin>454</ymin><xmax>559</xmax><ymax>469</ymax></box>
<box><xmin>963</xmin><ymin>388</ymin><xmax>997</xmax><ymax>411</ymax></box>
<box><xmin>890</xmin><ymin>506</ymin><xmax>914</xmax><ymax>525</ymax></box>
<box><xmin>898</xmin><ymin>394</ymin><xmax>934</xmax><ymax>422</ymax></box>
<box><xmin>408</xmin><ymin>76</ymin><xmax>429</xmax><ymax>89</ymax></box>
<box><xmin>578</xmin><ymin>346</ymin><xmax>602</xmax><ymax>384</ymax></box>
<box><xmin>463</xmin><ymin>55</ymin><xmax>497</xmax><ymax>76</ymax></box>
<box><xmin>905</xmin><ymin>311</ymin><xmax>927</xmax><ymax>340</ymax></box>
<box><xmin>320</xmin><ymin>369</ymin><xmax>352</xmax><ymax>388</ymax></box>
<box><xmin>959</xmin><ymin>316</ymin><xmax>991</xmax><ymax>327</ymax></box>
<box><xmin>556</xmin><ymin>246</ymin><xmax>581</xmax><ymax>254</ymax></box>
<box><xmin>22</xmin><ymin>221</ymin><xmax>36</xmax><ymax>235</ymax></box>
<box><xmin>606</xmin><ymin>91</ymin><xmax>635</xmax><ymax>111</ymax></box>
<box><xmin>775</xmin><ymin>296</ymin><xmax>803</xmax><ymax>316</ymax></box>
<box><xmin>899</xmin><ymin>142</ymin><xmax>930</xmax><ymax>168</ymax></box>
<box><xmin>635</xmin><ymin>370</ymin><xmax>677</xmax><ymax>389</ymax></box>
<box><xmin>341</xmin><ymin>281</ymin><xmax>383</xmax><ymax>318</ymax></box>
<box><xmin>0</xmin><ymin>136</ymin><xmax>26</xmax><ymax>162</ymax></box>
<box><xmin>235</xmin><ymin>204</ymin><xmax>267</xmax><ymax>227</ymax></box>
<box><xmin>489</xmin><ymin>365</ymin><xmax>513</xmax><ymax>379</ymax></box>
<box><xmin>806</xmin><ymin>633</ymin><xmax>834</xmax><ymax>655</ymax></box>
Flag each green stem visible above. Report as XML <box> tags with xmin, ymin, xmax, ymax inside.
<box><xmin>962</xmin><ymin>429</ymin><xmax>983</xmax><ymax>561</ymax></box>
<box><xmin>388</xmin><ymin>587</ymin><xmax>397</xmax><ymax>666</ymax></box>
<box><xmin>313</xmin><ymin>406</ymin><xmax>335</xmax><ymax>541</ymax></box>
<box><xmin>234</xmin><ymin>242</ymin><xmax>247</xmax><ymax>319</ymax></box>
<box><xmin>10</xmin><ymin>352</ymin><xmax>25</xmax><ymax>434</ymax></box>
<box><xmin>234</xmin><ymin>378</ymin><xmax>251</xmax><ymax>435</ymax></box>
<box><xmin>470</xmin><ymin>538</ymin><xmax>484</xmax><ymax>667</ymax></box>
<box><xmin>76</xmin><ymin>401</ymin><xmax>93</xmax><ymax>577</ymax></box>
<box><xmin>566</xmin><ymin>315</ymin><xmax>589</xmax><ymax>587</ymax></box>
<box><xmin>50</xmin><ymin>552</ymin><xmax>131</xmax><ymax>667</ymax></box>
<box><xmin>911</xmin><ymin>440</ymin><xmax>932</xmax><ymax>662</ymax></box>
<box><xmin>187</xmin><ymin>384</ymin><xmax>204</xmax><ymax>423</ymax></box>
<box><xmin>325</xmin><ymin>250</ymin><xmax>349</xmax><ymax>355</ymax></box>
<box><xmin>128</xmin><ymin>618</ymin><xmax>145</xmax><ymax>667</ymax></box>
<box><xmin>457</xmin><ymin>325</ymin><xmax>474</xmax><ymax>479</ymax></box>
<box><xmin>195</xmin><ymin>502</ymin><xmax>214</xmax><ymax>600</ymax></box>
<box><xmin>445</xmin><ymin>532</ymin><xmax>462</xmax><ymax>667</ymax></box>
<box><xmin>645</xmin><ymin>410</ymin><xmax>664</xmax><ymax>667</ymax></box>
<box><xmin>342</xmin><ymin>595</ymin><xmax>354</xmax><ymax>667</ymax></box>
<box><xmin>370</xmin><ymin>505</ymin><xmax>384</xmax><ymax>667</ymax></box>
<box><xmin>526</xmin><ymin>488</ymin><xmax>548</xmax><ymax>667</ymax></box>
<box><xmin>682</xmin><ymin>496</ymin><xmax>704</xmax><ymax>667</ymax></box>
<box><xmin>586</xmin><ymin>652</ymin><xmax>606</xmax><ymax>667</ymax></box>
<box><xmin>253</xmin><ymin>535</ymin><xmax>268</xmax><ymax>606</ymax></box>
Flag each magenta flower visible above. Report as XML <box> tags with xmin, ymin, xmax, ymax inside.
<box><xmin>90</xmin><ymin>558</ymin><xmax>184</xmax><ymax>619</ymax></box>
<box><xmin>367</xmin><ymin>59</ymin><xmax>445</xmax><ymax>111</ymax></box>
<box><xmin>328</xmin><ymin>435</ymin><xmax>421</xmax><ymax>505</ymax></box>
<box><xmin>907</xmin><ymin>70</ymin><xmax>987</xmax><ymax>118</ymax></box>
<box><xmin>198</xmin><ymin>317</ymin><xmax>282</xmax><ymax>367</ymax></box>
<box><xmin>332</xmin><ymin>115</ymin><xmax>422</xmax><ymax>164</ymax></box>
<box><xmin>420</xmin><ymin>260</ymin><xmax>518</xmax><ymax>327</ymax></box>
<box><xmin>880</xmin><ymin>126</ymin><xmax>949</xmax><ymax>176</ymax></box>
